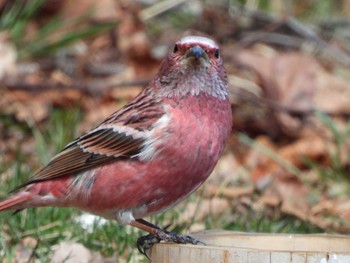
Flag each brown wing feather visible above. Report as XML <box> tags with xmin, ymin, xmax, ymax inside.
<box><xmin>16</xmin><ymin>89</ymin><xmax>165</xmax><ymax>189</ymax></box>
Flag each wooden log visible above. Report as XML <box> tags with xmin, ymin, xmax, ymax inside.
<box><xmin>149</xmin><ymin>230</ymin><xmax>350</xmax><ymax>263</ymax></box>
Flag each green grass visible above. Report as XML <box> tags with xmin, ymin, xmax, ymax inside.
<box><xmin>224</xmin><ymin>205</ymin><xmax>322</xmax><ymax>234</ymax></box>
<box><xmin>0</xmin><ymin>0</ymin><xmax>116</xmax><ymax>59</ymax></box>
<box><xmin>314</xmin><ymin>111</ymin><xmax>350</xmax><ymax>183</ymax></box>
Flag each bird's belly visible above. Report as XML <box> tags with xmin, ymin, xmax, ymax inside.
<box><xmin>70</xmin><ymin>95</ymin><xmax>231</xmax><ymax>222</ymax></box>
<box><xmin>79</xmin><ymin>141</ymin><xmax>218</xmax><ymax>221</ymax></box>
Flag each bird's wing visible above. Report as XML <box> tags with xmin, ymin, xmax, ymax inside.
<box><xmin>19</xmin><ymin>90</ymin><xmax>165</xmax><ymax>187</ymax></box>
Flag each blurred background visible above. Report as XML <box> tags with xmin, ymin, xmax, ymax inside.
<box><xmin>1</xmin><ymin>0</ymin><xmax>350</xmax><ymax>262</ymax></box>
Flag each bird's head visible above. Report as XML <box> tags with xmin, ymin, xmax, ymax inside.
<box><xmin>173</xmin><ymin>36</ymin><xmax>220</xmax><ymax>70</ymax></box>
<box><xmin>154</xmin><ymin>36</ymin><xmax>228</xmax><ymax>99</ymax></box>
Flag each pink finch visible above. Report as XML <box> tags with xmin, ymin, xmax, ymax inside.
<box><xmin>0</xmin><ymin>36</ymin><xmax>232</xmax><ymax>253</ymax></box>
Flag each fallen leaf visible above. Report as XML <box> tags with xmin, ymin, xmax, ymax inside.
<box><xmin>236</xmin><ymin>46</ymin><xmax>350</xmax><ymax>136</ymax></box>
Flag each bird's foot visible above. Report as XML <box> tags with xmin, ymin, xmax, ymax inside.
<box><xmin>137</xmin><ymin>229</ymin><xmax>205</xmax><ymax>256</ymax></box>
<box><xmin>132</xmin><ymin>218</ymin><xmax>205</xmax><ymax>257</ymax></box>
<box><xmin>137</xmin><ymin>233</ymin><xmax>161</xmax><ymax>256</ymax></box>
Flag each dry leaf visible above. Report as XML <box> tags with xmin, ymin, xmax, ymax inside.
<box><xmin>237</xmin><ymin>47</ymin><xmax>350</xmax><ymax>136</ymax></box>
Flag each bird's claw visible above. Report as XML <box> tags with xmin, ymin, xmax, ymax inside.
<box><xmin>137</xmin><ymin>233</ymin><xmax>162</xmax><ymax>257</ymax></box>
<box><xmin>137</xmin><ymin>230</ymin><xmax>205</xmax><ymax>258</ymax></box>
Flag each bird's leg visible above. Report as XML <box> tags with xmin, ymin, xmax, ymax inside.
<box><xmin>130</xmin><ymin>218</ymin><xmax>205</xmax><ymax>256</ymax></box>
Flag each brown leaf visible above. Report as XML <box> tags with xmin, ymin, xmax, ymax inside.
<box><xmin>248</xmin><ymin>132</ymin><xmax>328</xmax><ymax>188</ymax></box>
<box><xmin>236</xmin><ymin>46</ymin><xmax>350</xmax><ymax>136</ymax></box>
<box><xmin>61</xmin><ymin>0</ymin><xmax>117</xmax><ymax>22</ymax></box>
<box><xmin>116</xmin><ymin>2</ymin><xmax>160</xmax><ymax>78</ymax></box>
<box><xmin>246</xmin><ymin>135</ymin><xmax>329</xmax><ymax>224</ymax></box>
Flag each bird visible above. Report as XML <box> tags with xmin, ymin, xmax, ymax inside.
<box><xmin>0</xmin><ymin>35</ymin><xmax>232</xmax><ymax>253</ymax></box>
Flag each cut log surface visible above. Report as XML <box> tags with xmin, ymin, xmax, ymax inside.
<box><xmin>149</xmin><ymin>230</ymin><xmax>350</xmax><ymax>263</ymax></box>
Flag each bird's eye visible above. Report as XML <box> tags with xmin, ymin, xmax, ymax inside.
<box><xmin>173</xmin><ymin>44</ymin><xmax>179</xmax><ymax>53</ymax></box>
<box><xmin>214</xmin><ymin>49</ymin><xmax>220</xmax><ymax>58</ymax></box>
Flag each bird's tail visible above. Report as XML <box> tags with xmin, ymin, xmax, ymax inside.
<box><xmin>0</xmin><ymin>192</ymin><xmax>32</xmax><ymax>211</ymax></box>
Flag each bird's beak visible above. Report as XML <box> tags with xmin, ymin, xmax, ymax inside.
<box><xmin>186</xmin><ymin>46</ymin><xmax>206</xmax><ymax>59</ymax></box>
<box><xmin>185</xmin><ymin>46</ymin><xmax>210</xmax><ymax>68</ymax></box>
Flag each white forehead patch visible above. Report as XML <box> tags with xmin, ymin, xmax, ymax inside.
<box><xmin>179</xmin><ymin>36</ymin><xmax>218</xmax><ymax>49</ymax></box>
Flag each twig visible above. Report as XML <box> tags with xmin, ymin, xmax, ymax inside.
<box><xmin>233</xmin><ymin>3</ymin><xmax>350</xmax><ymax>66</ymax></box>
<box><xmin>239</xmin><ymin>32</ymin><xmax>306</xmax><ymax>49</ymax></box>
<box><xmin>2</xmin><ymin>78</ymin><xmax>150</xmax><ymax>95</ymax></box>
<box><xmin>230</xmin><ymin>84</ymin><xmax>350</xmax><ymax>119</ymax></box>
<box><xmin>286</xmin><ymin>17</ymin><xmax>350</xmax><ymax>66</ymax></box>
